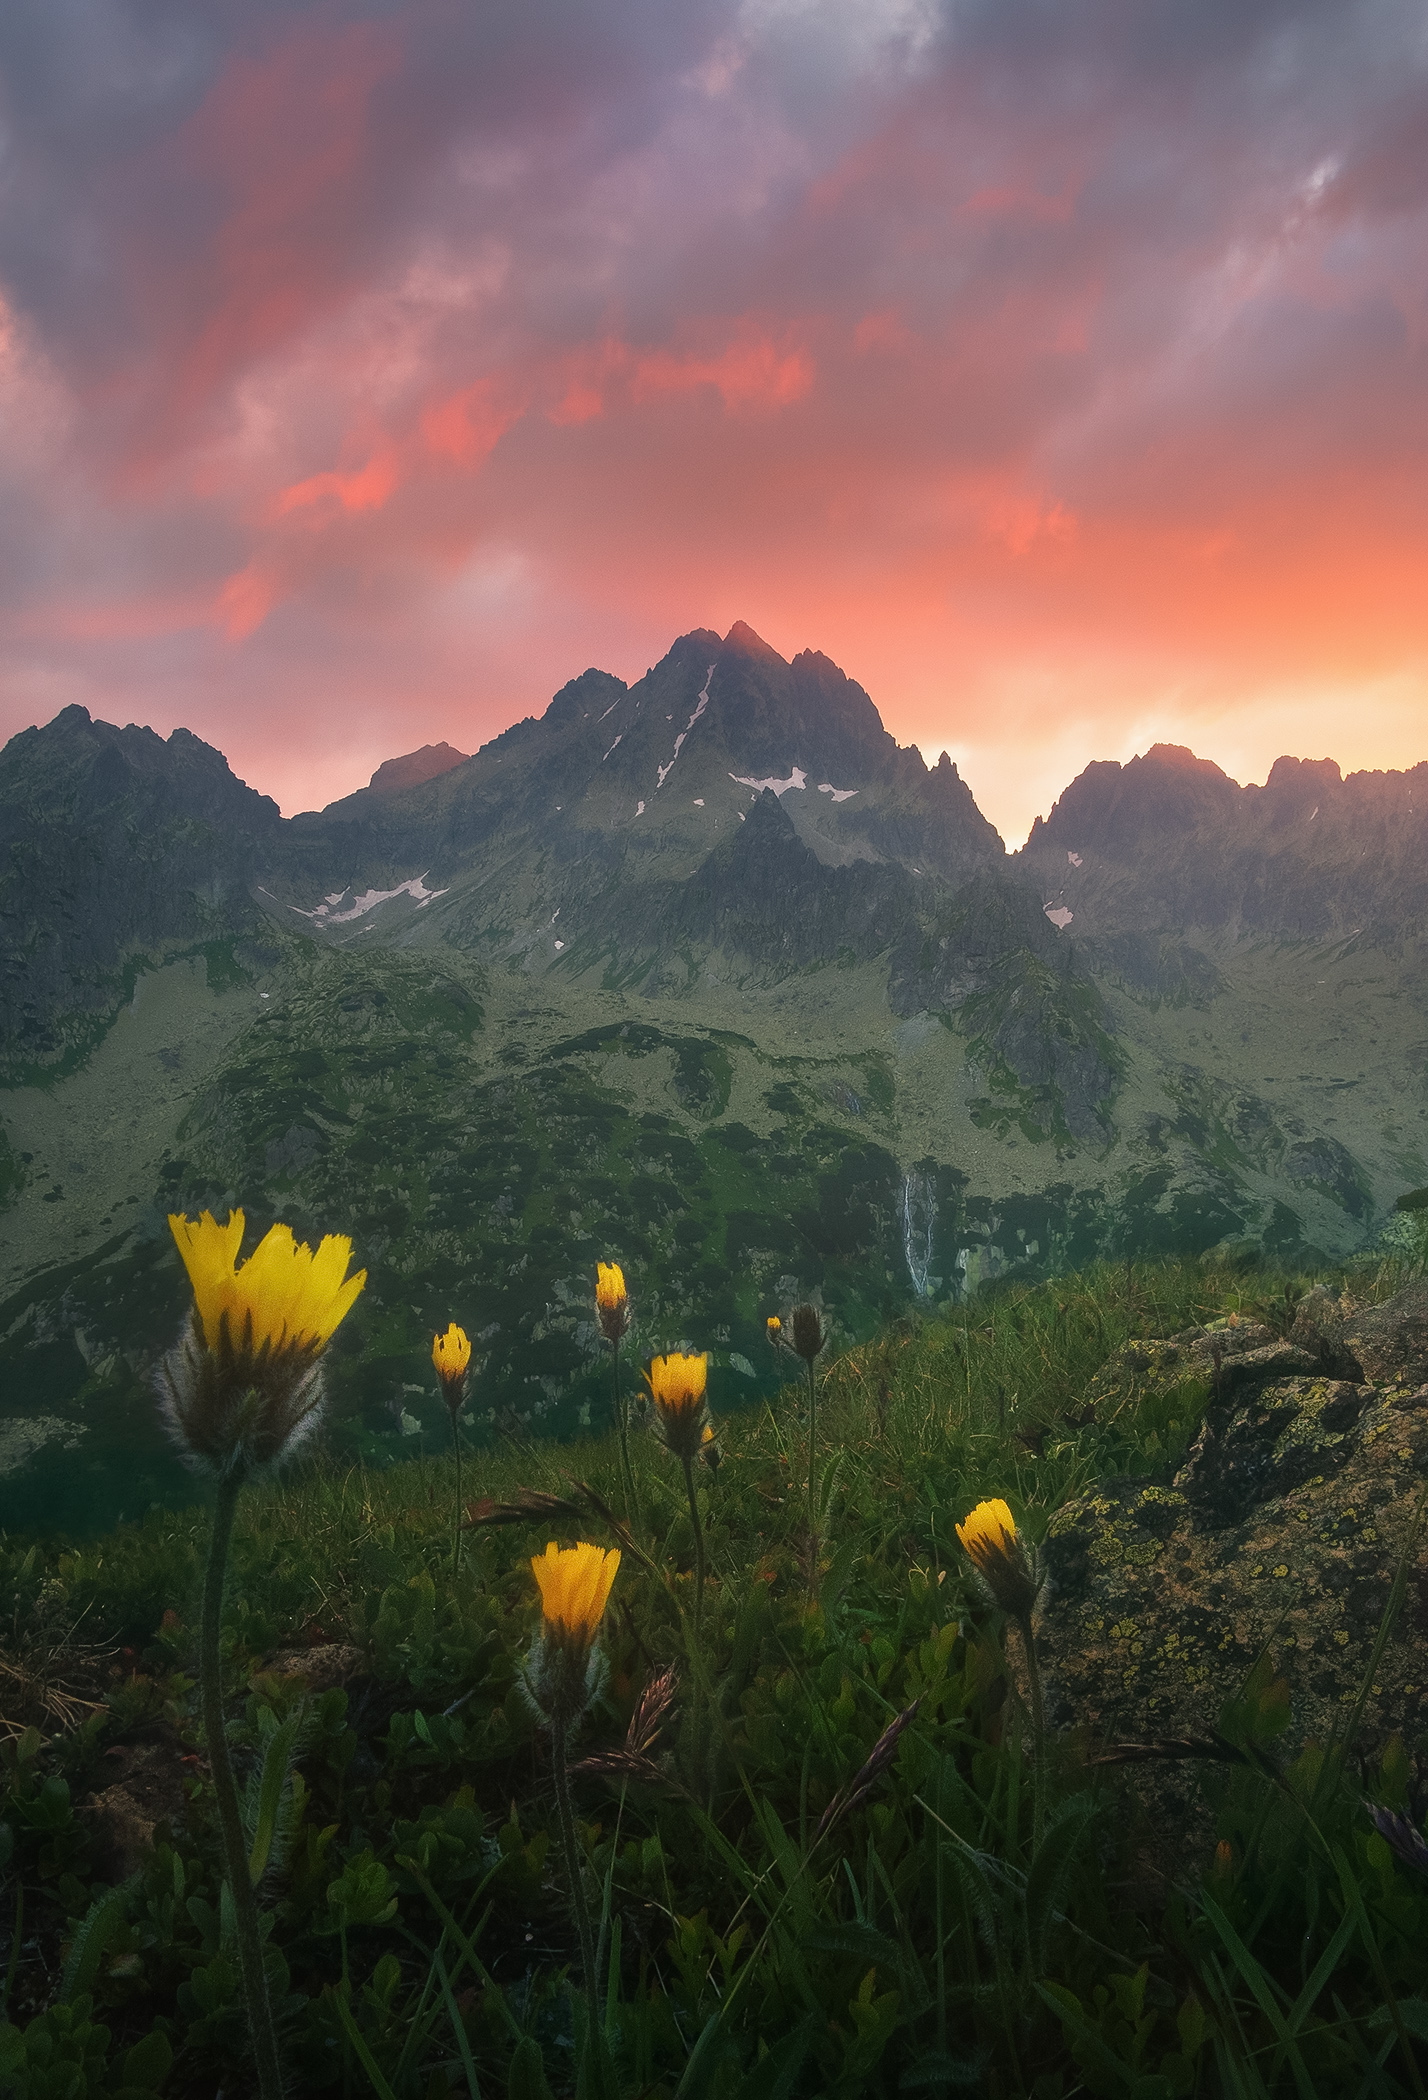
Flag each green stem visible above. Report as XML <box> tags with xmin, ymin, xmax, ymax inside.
<box><xmin>613</xmin><ymin>1337</ymin><xmax>638</xmax><ymax>1530</ymax></box>
<box><xmin>805</xmin><ymin>1357</ymin><xmax>819</xmax><ymax>1596</ymax></box>
<box><xmin>201</xmin><ymin>1470</ymin><xmax>285</xmax><ymax>2100</ymax></box>
<box><xmin>680</xmin><ymin>1455</ymin><xmax>706</xmax><ymax>1650</ymax></box>
<box><xmin>550</xmin><ymin>1714</ymin><xmax>597</xmax><ymax>2002</ymax></box>
<box><xmin>1018</xmin><ymin>1611</ymin><xmax>1046</xmax><ymax>1848</ymax></box>
<box><xmin>449</xmin><ymin>1407</ymin><xmax>462</xmax><ymax>1575</ymax></box>
<box><xmin>680</xmin><ymin>1453</ymin><xmax>708</xmax><ymax>1797</ymax></box>
<box><xmin>3</xmin><ymin>1875</ymin><xmax>21</xmax><ymax>2019</ymax></box>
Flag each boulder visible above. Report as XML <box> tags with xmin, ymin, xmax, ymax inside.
<box><xmin>1037</xmin><ymin>1282</ymin><xmax>1428</xmax><ymax>1872</ymax></box>
<box><xmin>1343</xmin><ymin>1282</ymin><xmax>1428</xmax><ymax>1388</ymax></box>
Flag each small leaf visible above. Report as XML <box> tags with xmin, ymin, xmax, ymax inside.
<box><xmin>122</xmin><ymin>2027</ymin><xmax>173</xmax><ymax>2090</ymax></box>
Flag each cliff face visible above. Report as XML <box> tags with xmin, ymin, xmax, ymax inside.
<box><xmin>0</xmin><ymin>707</ymin><xmax>280</xmax><ymax>1076</ymax></box>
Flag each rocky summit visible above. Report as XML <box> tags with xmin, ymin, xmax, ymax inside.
<box><xmin>1</xmin><ymin>621</ymin><xmax>1426</xmax><ymax>1532</ymax></box>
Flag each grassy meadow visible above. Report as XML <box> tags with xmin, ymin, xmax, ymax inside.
<box><xmin>4</xmin><ymin>1248</ymin><xmax>1428</xmax><ymax>2097</ymax></box>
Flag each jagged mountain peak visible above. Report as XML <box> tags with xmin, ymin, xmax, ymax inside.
<box><xmin>0</xmin><ymin>702</ymin><xmax>279</xmax><ymax>831</ymax></box>
<box><xmin>1024</xmin><ymin>744</ymin><xmax>1240</xmax><ymax>855</ymax></box>
<box><xmin>721</xmin><ymin>618</ymin><xmax>785</xmax><ymax>661</ymax></box>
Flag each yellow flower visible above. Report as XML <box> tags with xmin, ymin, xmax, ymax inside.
<box><xmin>645</xmin><ymin>1352</ymin><xmax>709</xmax><ymax>1461</ymax></box>
<box><xmin>531</xmin><ymin>1541</ymin><xmax>621</xmax><ymax>1648</ymax></box>
<box><xmin>433</xmin><ymin>1323</ymin><xmax>471</xmax><ymax>1379</ymax></box>
<box><xmin>596</xmin><ymin>1261</ymin><xmax>630</xmax><ymax>1343</ymax></box>
<box><xmin>766</xmin><ymin>1316</ymin><xmax>782</xmax><ymax>1345</ymax></box>
<box><xmin>955</xmin><ymin>1498</ymin><xmax>1040</xmax><ymax>1619</ymax></box>
<box><xmin>170</xmin><ymin>1210</ymin><xmax>366</xmax><ymax>1355</ymax></box>
<box><xmin>160</xmin><ymin>1209</ymin><xmax>365</xmax><ymax>1478</ymax></box>
<box><xmin>432</xmin><ymin>1322</ymin><xmax>471</xmax><ymax>1413</ymax></box>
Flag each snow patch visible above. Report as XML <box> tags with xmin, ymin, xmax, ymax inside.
<box><xmin>635</xmin><ymin>800</ymin><xmax>645</xmax><ymax>817</ymax></box>
<box><xmin>599</xmin><ymin>695</ymin><xmax>623</xmax><ymax>722</ymax></box>
<box><xmin>729</xmin><ymin>765</ymin><xmax>807</xmax><ymax>796</ymax></box>
<box><xmin>554</xmin><ymin>939</ymin><xmax>565</xmax><ymax>952</ymax></box>
<box><xmin>292</xmin><ymin>873</ymin><xmax>449</xmax><ymax>924</ymax></box>
<box><xmin>693</xmin><ymin>798</ymin><xmax>704</xmax><ymax>807</ymax></box>
<box><xmin>655</xmin><ymin>663</ymin><xmax>716</xmax><ymax>791</ymax></box>
<box><xmin>818</xmin><ymin>782</ymin><xmax>858</xmax><ymax>802</ymax></box>
<box><xmin>1044</xmin><ymin>905</ymin><xmax>1073</xmax><ymax>930</ymax></box>
<box><xmin>1067</xmin><ymin>851</ymin><xmax>1082</xmax><ymax>867</ymax></box>
<box><xmin>603</xmin><ymin>734</ymin><xmax>622</xmax><ymax>760</ymax></box>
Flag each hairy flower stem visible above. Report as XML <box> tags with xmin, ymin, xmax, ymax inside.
<box><xmin>805</xmin><ymin>1356</ymin><xmax>819</xmax><ymax>1596</ymax></box>
<box><xmin>449</xmin><ymin>1411</ymin><xmax>463</xmax><ymax>1575</ymax></box>
<box><xmin>612</xmin><ymin>1337</ymin><xmax>640</xmax><ymax>1531</ymax></box>
<box><xmin>1017</xmin><ymin>1611</ymin><xmax>1046</xmax><ymax>1847</ymax></box>
<box><xmin>679</xmin><ymin>1454</ymin><xmax>708</xmax><ymax>1789</ymax></box>
<box><xmin>550</xmin><ymin>1714</ymin><xmax>597</xmax><ymax>2002</ymax></box>
<box><xmin>679</xmin><ymin>1455</ymin><xmax>707</xmax><ymax>1649</ymax></box>
<box><xmin>201</xmin><ymin>1469</ymin><xmax>284</xmax><ymax>2100</ymax></box>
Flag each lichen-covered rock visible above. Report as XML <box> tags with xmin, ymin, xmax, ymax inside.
<box><xmin>258</xmin><ymin>1642</ymin><xmax>370</xmax><ymax>1694</ymax></box>
<box><xmin>1077</xmin><ymin>1317</ymin><xmax>1317</xmax><ymax>1426</ymax></box>
<box><xmin>1045</xmin><ymin>1380</ymin><xmax>1427</xmax><ymax>1746</ymax></box>
<box><xmin>1038</xmin><ymin>1281</ymin><xmax>1428</xmax><ymax>1870</ymax></box>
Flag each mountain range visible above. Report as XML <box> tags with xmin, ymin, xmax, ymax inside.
<box><xmin>2</xmin><ymin>619</ymin><xmax>1425</xmax><ymax>1533</ymax></box>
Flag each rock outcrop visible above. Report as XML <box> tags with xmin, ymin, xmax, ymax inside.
<box><xmin>1039</xmin><ymin>1282</ymin><xmax>1428</xmax><ymax>1868</ymax></box>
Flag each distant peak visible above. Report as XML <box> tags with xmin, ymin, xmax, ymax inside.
<box><xmin>367</xmin><ymin>742</ymin><xmax>470</xmax><ymax>795</ymax></box>
<box><xmin>1137</xmin><ymin>743</ymin><xmax>1233</xmax><ymax>781</ymax></box>
<box><xmin>1264</xmin><ymin>754</ymin><xmax>1343</xmax><ymax>789</ymax></box>
<box><xmin>722</xmin><ymin>620</ymin><xmax>785</xmax><ymax>664</ymax></box>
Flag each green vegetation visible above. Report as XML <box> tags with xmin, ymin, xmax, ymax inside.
<box><xmin>5</xmin><ymin>1251</ymin><xmax>1428</xmax><ymax>2096</ymax></box>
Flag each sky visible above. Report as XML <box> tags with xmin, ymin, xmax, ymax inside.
<box><xmin>1</xmin><ymin>0</ymin><xmax>1426</xmax><ymax>846</ymax></box>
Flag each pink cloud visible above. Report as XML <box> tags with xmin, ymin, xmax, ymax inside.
<box><xmin>422</xmin><ymin>378</ymin><xmax>529</xmax><ymax>466</ymax></box>
<box><xmin>276</xmin><ymin>444</ymin><xmax>402</xmax><ymax>521</ymax></box>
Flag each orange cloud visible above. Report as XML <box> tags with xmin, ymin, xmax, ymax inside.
<box><xmin>276</xmin><ymin>445</ymin><xmax>401</xmax><ymax>521</ymax></box>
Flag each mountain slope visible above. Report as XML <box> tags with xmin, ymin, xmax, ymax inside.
<box><xmin>2</xmin><ymin>625</ymin><xmax>1426</xmax><ymax>1536</ymax></box>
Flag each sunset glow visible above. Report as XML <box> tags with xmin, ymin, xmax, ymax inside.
<box><xmin>2</xmin><ymin>0</ymin><xmax>1425</xmax><ymax>842</ymax></box>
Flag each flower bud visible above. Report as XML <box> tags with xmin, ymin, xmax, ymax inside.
<box><xmin>432</xmin><ymin>1322</ymin><xmax>471</xmax><ymax>1415</ymax></box>
<box><xmin>596</xmin><ymin>1262</ymin><xmax>630</xmax><ymax>1344</ymax></box>
<box><xmin>791</xmin><ymin>1303</ymin><xmax>824</xmax><ymax>1364</ymax></box>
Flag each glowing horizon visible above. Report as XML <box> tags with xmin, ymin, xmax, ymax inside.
<box><xmin>2</xmin><ymin>0</ymin><xmax>1425</xmax><ymax>849</ymax></box>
